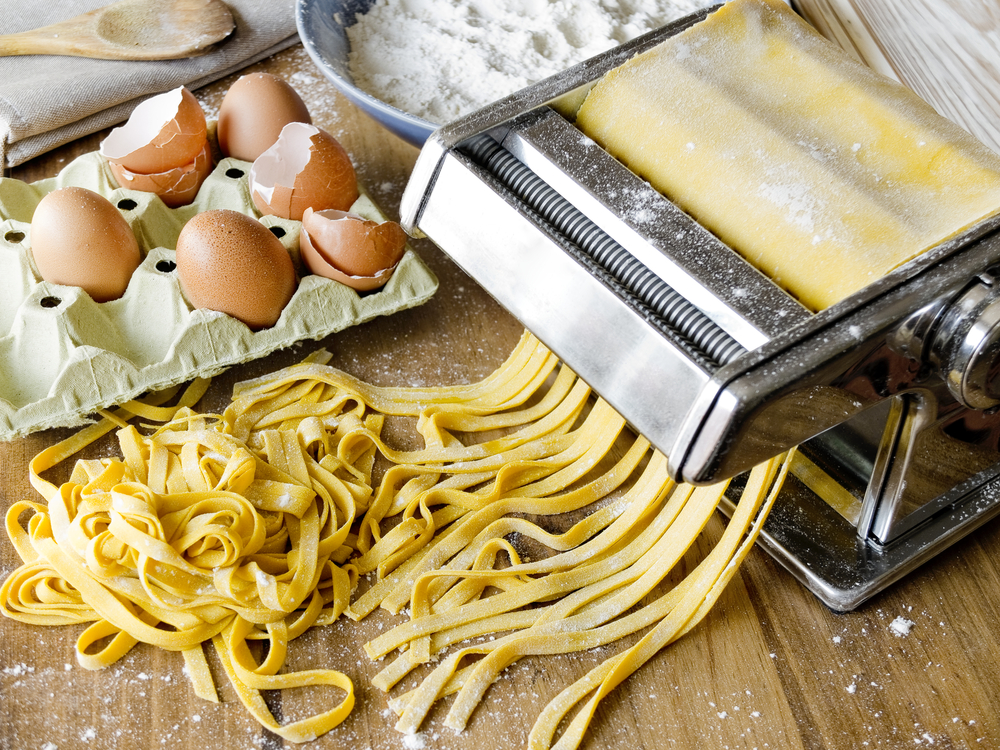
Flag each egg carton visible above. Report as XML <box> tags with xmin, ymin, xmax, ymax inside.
<box><xmin>0</xmin><ymin>149</ymin><xmax>439</xmax><ymax>440</ymax></box>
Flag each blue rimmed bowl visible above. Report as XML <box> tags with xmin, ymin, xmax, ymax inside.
<box><xmin>296</xmin><ymin>0</ymin><xmax>437</xmax><ymax>147</ymax></box>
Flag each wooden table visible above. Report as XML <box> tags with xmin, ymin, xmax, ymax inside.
<box><xmin>2</xmin><ymin>43</ymin><xmax>1000</xmax><ymax>750</ymax></box>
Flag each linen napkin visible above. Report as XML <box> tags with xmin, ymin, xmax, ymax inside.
<box><xmin>0</xmin><ymin>0</ymin><xmax>299</xmax><ymax>169</ymax></box>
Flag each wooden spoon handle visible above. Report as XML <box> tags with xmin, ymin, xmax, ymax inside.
<box><xmin>0</xmin><ymin>7</ymin><xmax>111</xmax><ymax>59</ymax></box>
<box><xmin>0</xmin><ymin>35</ymin><xmax>40</xmax><ymax>58</ymax></box>
<box><xmin>0</xmin><ymin>29</ymin><xmax>99</xmax><ymax>58</ymax></box>
<box><xmin>0</xmin><ymin>0</ymin><xmax>234</xmax><ymax>61</ymax></box>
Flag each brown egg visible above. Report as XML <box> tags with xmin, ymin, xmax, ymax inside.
<box><xmin>30</xmin><ymin>186</ymin><xmax>141</xmax><ymax>302</ymax></box>
<box><xmin>100</xmin><ymin>87</ymin><xmax>208</xmax><ymax>174</ymax></box>
<box><xmin>248</xmin><ymin>123</ymin><xmax>359</xmax><ymax>221</ymax></box>
<box><xmin>300</xmin><ymin>207</ymin><xmax>406</xmax><ymax>291</ymax></box>
<box><xmin>217</xmin><ymin>73</ymin><xmax>311</xmax><ymax>162</ymax></box>
<box><xmin>175</xmin><ymin>209</ymin><xmax>297</xmax><ymax>329</ymax></box>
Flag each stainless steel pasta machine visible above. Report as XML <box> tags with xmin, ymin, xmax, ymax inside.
<box><xmin>398</xmin><ymin>7</ymin><xmax>1000</xmax><ymax>611</ymax></box>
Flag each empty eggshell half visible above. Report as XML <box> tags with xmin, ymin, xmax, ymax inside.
<box><xmin>100</xmin><ymin>87</ymin><xmax>208</xmax><ymax>175</ymax></box>
<box><xmin>108</xmin><ymin>140</ymin><xmax>213</xmax><ymax>208</ymax></box>
<box><xmin>249</xmin><ymin>123</ymin><xmax>359</xmax><ymax>221</ymax></box>
<box><xmin>300</xmin><ymin>206</ymin><xmax>407</xmax><ymax>291</ymax></box>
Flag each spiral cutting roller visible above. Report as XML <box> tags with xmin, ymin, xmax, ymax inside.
<box><xmin>399</xmin><ymin>6</ymin><xmax>1000</xmax><ymax>611</ymax></box>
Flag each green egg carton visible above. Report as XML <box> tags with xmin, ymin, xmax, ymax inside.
<box><xmin>0</xmin><ymin>150</ymin><xmax>439</xmax><ymax>440</ymax></box>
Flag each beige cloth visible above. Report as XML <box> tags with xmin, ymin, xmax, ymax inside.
<box><xmin>0</xmin><ymin>0</ymin><xmax>299</xmax><ymax>168</ymax></box>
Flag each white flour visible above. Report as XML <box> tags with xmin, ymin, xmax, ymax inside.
<box><xmin>346</xmin><ymin>0</ymin><xmax>718</xmax><ymax>122</ymax></box>
<box><xmin>890</xmin><ymin>616</ymin><xmax>915</xmax><ymax>637</ymax></box>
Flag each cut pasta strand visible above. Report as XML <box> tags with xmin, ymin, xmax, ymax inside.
<box><xmin>1</xmin><ymin>331</ymin><xmax>792</xmax><ymax>748</ymax></box>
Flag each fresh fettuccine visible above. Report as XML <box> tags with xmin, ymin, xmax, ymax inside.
<box><xmin>1</xmin><ymin>332</ymin><xmax>789</xmax><ymax>747</ymax></box>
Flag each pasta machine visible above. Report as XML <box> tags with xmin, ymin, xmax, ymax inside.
<box><xmin>398</xmin><ymin>7</ymin><xmax>1000</xmax><ymax>611</ymax></box>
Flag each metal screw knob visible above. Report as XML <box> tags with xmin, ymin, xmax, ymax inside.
<box><xmin>891</xmin><ymin>267</ymin><xmax>1000</xmax><ymax>410</ymax></box>
<box><xmin>942</xmin><ymin>292</ymin><xmax>1000</xmax><ymax>409</ymax></box>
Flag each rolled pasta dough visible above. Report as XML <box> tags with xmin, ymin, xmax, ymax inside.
<box><xmin>575</xmin><ymin>0</ymin><xmax>1000</xmax><ymax>310</ymax></box>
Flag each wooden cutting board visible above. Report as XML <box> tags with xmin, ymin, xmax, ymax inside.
<box><xmin>3</xmin><ymin>19</ymin><xmax>1000</xmax><ymax>750</ymax></box>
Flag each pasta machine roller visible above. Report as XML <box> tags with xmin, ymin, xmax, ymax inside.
<box><xmin>399</xmin><ymin>7</ymin><xmax>1000</xmax><ymax>611</ymax></box>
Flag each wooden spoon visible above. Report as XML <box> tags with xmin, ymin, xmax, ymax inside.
<box><xmin>0</xmin><ymin>0</ymin><xmax>235</xmax><ymax>60</ymax></box>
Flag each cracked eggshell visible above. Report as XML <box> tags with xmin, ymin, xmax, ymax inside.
<box><xmin>100</xmin><ymin>87</ymin><xmax>208</xmax><ymax>174</ymax></box>
<box><xmin>29</xmin><ymin>186</ymin><xmax>141</xmax><ymax>303</ymax></box>
<box><xmin>300</xmin><ymin>207</ymin><xmax>407</xmax><ymax>291</ymax></box>
<box><xmin>108</xmin><ymin>139</ymin><xmax>213</xmax><ymax>208</ymax></box>
<box><xmin>218</xmin><ymin>73</ymin><xmax>312</xmax><ymax>162</ymax></box>
<box><xmin>249</xmin><ymin>123</ymin><xmax>359</xmax><ymax>221</ymax></box>
<box><xmin>175</xmin><ymin>209</ymin><xmax>297</xmax><ymax>330</ymax></box>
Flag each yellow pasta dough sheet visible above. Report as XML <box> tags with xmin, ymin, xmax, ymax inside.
<box><xmin>0</xmin><ymin>138</ymin><xmax>438</xmax><ymax>441</ymax></box>
<box><xmin>575</xmin><ymin>0</ymin><xmax>1000</xmax><ymax>311</ymax></box>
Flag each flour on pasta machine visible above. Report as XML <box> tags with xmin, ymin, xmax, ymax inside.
<box><xmin>399</xmin><ymin>7</ymin><xmax>1000</xmax><ymax>611</ymax></box>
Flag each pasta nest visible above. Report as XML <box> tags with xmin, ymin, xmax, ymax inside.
<box><xmin>1</xmin><ymin>333</ymin><xmax>791</xmax><ymax>747</ymax></box>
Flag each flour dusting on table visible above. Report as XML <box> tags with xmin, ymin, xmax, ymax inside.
<box><xmin>890</xmin><ymin>616</ymin><xmax>915</xmax><ymax>637</ymax></box>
